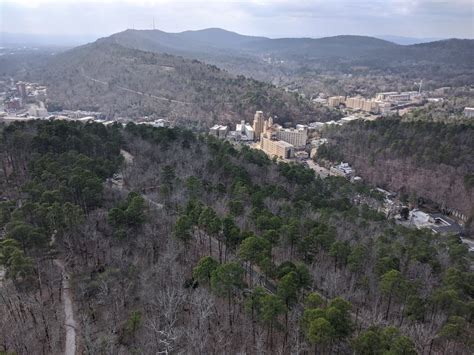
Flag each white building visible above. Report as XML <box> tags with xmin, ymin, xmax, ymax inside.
<box><xmin>152</xmin><ymin>119</ymin><xmax>171</xmax><ymax>127</ymax></box>
<box><xmin>275</xmin><ymin>127</ymin><xmax>308</xmax><ymax>148</ymax></box>
<box><xmin>330</xmin><ymin>162</ymin><xmax>354</xmax><ymax>178</ymax></box>
<box><xmin>463</xmin><ymin>107</ymin><xmax>474</xmax><ymax>118</ymax></box>
<box><xmin>340</xmin><ymin>115</ymin><xmax>360</xmax><ymax>124</ymax></box>
<box><xmin>210</xmin><ymin>124</ymin><xmax>229</xmax><ymax>138</ymax></box>
<box><xmin>236</xmin><ymin>120</ymin><xmax>254</xmax><ymax>141</ymax></box>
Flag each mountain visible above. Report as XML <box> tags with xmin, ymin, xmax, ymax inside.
<box><xmin>27</xmin><ymin>39</ymin><xmax>332</xmax><ymax>125</ymax></box>
<box><xmin>106</xmin><ymin>28</ymin><xmax>474</xmax><ymax>94</ymax></box>
<box><xmin>108</xmin><ymin>28</ymin><xmax>474</xmax><ymax>66</ymax></box>
<box><xmin>377</xmin><ymin>35</ymin><xmax>444</xmax><ymax>45</ymax></box>
<box><xmin>109</xmin><ymin>29</ymin><xmax>400</xmax><ymax>61</ymax></box>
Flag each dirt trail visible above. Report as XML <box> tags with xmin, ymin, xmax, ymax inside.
<box><xmin>54</xmin><ymin>259</ymin><xmax>77</xmax><ymax>355</ymax></box>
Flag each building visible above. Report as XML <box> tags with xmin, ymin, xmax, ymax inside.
<box><xmin>275</xmin><ymin>127</ymin><xmax>308</xmax><ymax>148</ymax></box>
<box><xmin>346</xmin><ymin>96</ymin><xmax>380</xmax><ymax>113</ymax></box>
<box><xmin>428</xmin><ymin>213</ymin><xmax>463</xmax><ymax>235</ymax></box>
<box><xmin>328</xmin><ymin>96</ymin><xmax>345</xmax><ymax>107</ymax></box>
<box><xmin>375</xmin><ymin>92</ymin><xmax>399</xmax><ymax>101</ymax></box>
<box><xmin>153</xmin><ymin>118</ymin><xmax>171</xmax><ymax>127</ymax></box>
<box><xmin>375</xmin><ymin>91</ymin><xmax>420</xmax><ymax>104</ymax></box>
<box><xmin>235</xmin><ymin>120</ymin><xmax>254</xmax><ymax>141</ymax></box>
<box><xmin>407</xmin><ymin>210</ymin><xmax>462</xmax><ymax>236</ymax></box>
<box><xmin>209</xmin><ymin>124</ymin><xmax>228</xmax><ymax>138</ymax></box>
<box><xmin>294</xmin><ymin>151</ymin><xmax>309</xmax><ymax>160</ymax></box>
<box><xmin>340</xmin><ymin>115</ymin><xmax>360</xmax><ymax>124</ymax></box>
<box><xmin>261</xmin><ymin>135</ymin><xmax>294</xmax><ymax>159</ymax></box>
<box><xmin>330</xmin><ymin>162</ymin><xmax>354</xmax><ymax>178</ymax></box>
<box><xmin>28</xmin><ymin>104</ymin><xmax>48</xmax><ymax>118</ymax></box>
<box><xmin>5</xmin><ymin>98</ymin><xmax>22</xmax><ymax>110</ymax></box>
<box><xmin>252</xmin><ymin>111</ymin><xmax>266</xmax><ymax>140</ymax></box>
<box><xmin>312</xmin><ymin>97</ymin><xmax>327</xmax><ymax>105</ymax></box>
<box><xmin>16</xmin><ymin>82</ymin><xmax>27</xmax><ymax>98</ymax></box>
<box><xmin>377</xmin><ymin>102</ymin><xmax>392</xmax><ymax>114</ymax></box>
<box><xmin>463</xmin><ymin>107</ymin><xmax>474</xmax><ymax>118</ymax></box>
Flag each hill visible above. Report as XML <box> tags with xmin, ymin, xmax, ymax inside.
<box><xmin>27</xmin><ymin>39</ymin><xmax>332</xmax><ymax>126</ymax></box>
<box><xmin>318</xmin><ymin>118</ymin><xmax>474</xmax><ymax>218</ymax></box>
<box><xmin>1</xmin><ymin>120</ymin><xmax>472</xmax><ymax>353</ymax></box>
<box><xmin>107</xmin><ymin>28</ymin><xmax>474</xmax><ymax>95</ymax></box>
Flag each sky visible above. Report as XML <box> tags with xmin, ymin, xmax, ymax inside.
<box><xmin>1</xmin><ymin>0</ymin><xmax>473</xmax><ymax>41</ymax></box>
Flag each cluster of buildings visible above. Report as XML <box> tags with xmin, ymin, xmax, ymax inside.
<box><xmin>2</xmin><ymin>81</ymin><xmax>48</xmax><ymax>112</ymax></box>
<box><xmin>327</xmin><ymin>91</ymin><xmax>422</xmax><ymax>114</ymax></box>
<box><xmin>209</xmin><ymin>111</ymin><xmax>366</xmax><ymax>165</ymax></box>
<box><xmin>210</xmin><ymin>111</ymin><xmax>310</xmax><ymax>160</ymax></box>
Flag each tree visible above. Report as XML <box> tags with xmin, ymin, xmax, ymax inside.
<box><xmin>307</xmin><ymin>317</ymin><xmax>334</xmax><ymax>355</ymax></box>
<box><xmin>222</xmin><ymin>216</ymin><xmax>242</xmax><ymax>257</ymax></box>
<box><xmin>244</xmin><ymin>286</ymin><xmax>267</xmax><ymax>344</ymax></box>
<box><xmin>379</xmin><ymin>269</ymin><xmax>407</xmax><ymax>320</ymax></box>
<box><xmin>326</xmin><ymin>297</ymin><xmax>352</xmax><ymax>339</ymax></box>
<box><xmin>161</xmin><ymin>165</ymin><xmax>176</xmax><ymax>188</ymax></box>
<box><xmin>5</xmin><ymin>220</ymin><xmax>48</xmax><ymax>251</ymax></box>
<box><xmin>305</xmin><ymin>292</ymin><xmax>325</xmax><ymax>309</ymax></box>
<box><xmin>347</xmin><ymin>244</ymin><xmax>368</xmax><ymax>274</ymax></box>
<box><xmin>352</xmin><ymin>328</ymin><xmax>382</xmax><ymax>355</ymax></box>
<box><xmin>277</xmin><ymin>271</ymin><xmax>300</xmax><ymax>307</ymax></box>
<box><xmin>0</xmin><ymin>238</ymin><xmax>35</xmax><ymax>285</ymax></box>
<box><xmin>174</xmin><ymin>214</ymin><xmax>193</xmax><ymax>247</ymax></box>
<box><xmin>210</xmin><ymin>262</ymin><xmax>244</xmax><ymax>327</ymax></box>
<box><xmin>198</xmin><ymin>207</ymin><xmax>221</xmax><ymax>257</ymax></box>
<box><xmin>352</xmin><ymin>326</ymin><xmax>416</xmax><ymax>355</ymax></box>
<box><xmin>228</xmin><ymin>199</ymin><xmax>244</xmax><ymax>216</ymax></box>
<box><xmin>259</xmin><ymin>294</ymin><xmax>286</xmax><ymax>349</ymax></box>
<box><xmin>438</xmin><ymin>316</ymin><xmax>468</xmax><ymax>345</ymax></box>
<box><xmin>329</xmin><ymin>241</ymin><xmax>351</xmax><ymax>269</ymax></box>
<box><xmin>388</xmin><ymin>335</ymin><xmax>417</xmax><ymax>355</ymax></box>
<box><xmin>280</xmin><ymin>219</ymin><xmax>300</xmax><ymax>257</ymax></box>
<box><xmin>124</xmin><ymin>193</ymin><xmax>146</xmax><ymax>227</ymax></box>
<box><xmin>238</xmin><ymin>236</ymin><xmax>271</xmax><ymax>285</ymax></box>
<box><xmin>193</xmin><ymin>256</ymin><xmax>219</xmax><ymax>285</ymax></box>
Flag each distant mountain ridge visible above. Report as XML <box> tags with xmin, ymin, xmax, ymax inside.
<box><xmin>104</xmin><ymin>28</ymin><xmax>474</xmax><ymax>88</ymax></box>
<box><xmin>106</xmin><ymin>28</ymin><xmax>473</xmax><ymax>62</ymax></box>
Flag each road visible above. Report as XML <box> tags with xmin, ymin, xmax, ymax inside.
<box><xmin>81</xmin><ymin>69</ymin><xmax>191</xmax><ymax>105</ymax></box>
<box><xmin>306</xmin><ymin>160</ymin><xmax>330</xmax><ymax>178</ymax></box>
<box><xmin>54</xmin><ymin>259</ymin><xmax>77</xmax><ymax>355</ymax></box>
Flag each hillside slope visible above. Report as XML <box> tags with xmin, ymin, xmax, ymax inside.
<box><xmin>107</xmin><ymin>28</ymin><xmax>474</xmax><ymax>95</ymax></box>
<box><xmin>31</xmin><ymin>39</ymin><xmax>330</xmax><ymax>125</ymax></box>
<box><xmin>318</xmin><ymin>119</ymin><xmax>474</xmax><ymax>218</ymax></box>
<box><xmin>1</xmin><ymin>120</ymin><xmax>472</xmax><ymax>354</ymax></box>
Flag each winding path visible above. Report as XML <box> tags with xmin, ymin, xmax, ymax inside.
<box><xmin>54</xmin><ymin>259</ymin><xmax>77</xmax><ymax>355</ymax></box>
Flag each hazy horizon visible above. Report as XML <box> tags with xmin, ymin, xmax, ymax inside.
<box><xmin>1</xmin><ymin>0</ymin><xmax>473</xmax><ymax>43</ymax></box>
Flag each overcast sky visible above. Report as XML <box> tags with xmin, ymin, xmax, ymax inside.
<box><xmin>1</xmin><ymin>0</ymin><xmax>473</xmax><ymax>40</ymax></box>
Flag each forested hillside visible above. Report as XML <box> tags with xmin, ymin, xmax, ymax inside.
<box><xmin>18</xmin><ymin>40</ymin><xmax>336</xmax><ymax>126</ymax></box>
<box><xmin>1</xmin><ymin>120</ymin><xmax>472</xmax><ymax>354</ymax></box>
<box><xmin>108</xmin><ymin>29</ymin><xmax>474</xmax><ymax>95</ymax></box>
<box><xmin>318</xmin><ymin>118</ymin><xmax>474</xmax><ymax>218</ymax></box>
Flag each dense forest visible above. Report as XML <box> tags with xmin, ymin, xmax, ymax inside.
<box><xmin>0</xmin><ymin>120</ymin><xmax>472</xmax><ymax>354</ymax></box>
<box><xmin>318</xmin><ymin>118</ymin><xmax>474</xmax><ymax>219</ymax></box>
